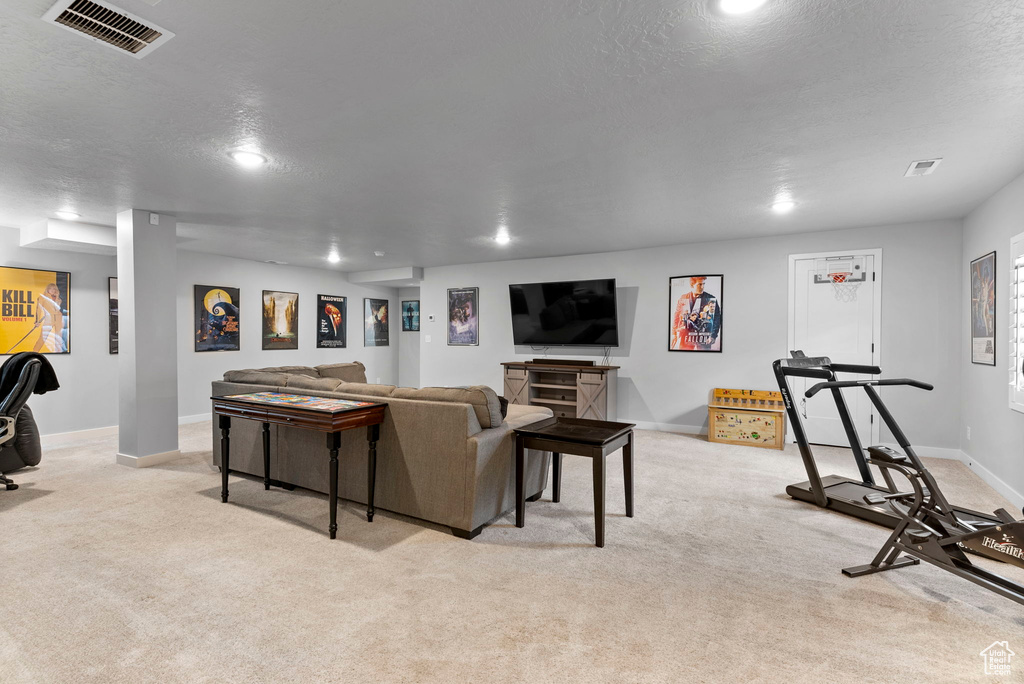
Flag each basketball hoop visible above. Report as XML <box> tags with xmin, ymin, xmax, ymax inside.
<box><xmin>830</xmin><ymin>272</ymin><xmax>861</xmax><ymax>303</ymax></box>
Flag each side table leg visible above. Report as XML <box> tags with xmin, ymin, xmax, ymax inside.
<box><xmin>366</xmin><ymin>424</ymin><xmax>379</xmax><ymax>522</ymax></box>
<box><xmin>262</xmin><ymin>422</ymin><xmax>271</xmax><ymax>490</ymax></box>
<box><xmin>219</xmin><ymin>415</ymin><xmax>231</xmax><ymax>503</ymax></box>
<box><xmin>593</xmin><ymin>454</ymin><xmax>606</xmax><ymax>548</ymax></box>
<box><xmin>515</xmin><ymin>436</ymin><xmax>526</xmax><ymax>528</ymax></box>
<box><xmin>327</xmin><ymin>432</ymin><xmax>340</xmax><ymax>539</ymax></box>
<box><xmin>552</xmin><ymin>452</ymin><xmax>562</xmax><ymax>503</ymax></box>
<box><xmin>623</xmin><ymin>431</ymin><xmax>634</xmax><ymax>518</ymax></box>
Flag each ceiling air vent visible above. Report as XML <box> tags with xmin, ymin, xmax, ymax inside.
<box><xmin>42</xmin><ymin>0</ymin><xmax>174</xmax><ymax>58</ymax></box>
<box><xmin>904</xmin><ymin>158</ymin><xmax>943</xmax><ymax>177</ymax></box>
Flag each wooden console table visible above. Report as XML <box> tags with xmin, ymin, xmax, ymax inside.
<box><xmin>502</xmin><ymin>361</ymin><xmax>619</xmax><ymax>420</ymax></box>
<box><xmin>211</xmin><ymin>392</ymin><xmax>387</xmax><ymax>539</ymax></box>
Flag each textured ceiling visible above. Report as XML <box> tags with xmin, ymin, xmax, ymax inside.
<box><xmin>2</xmin><ymin>0</ymin><xmax>1024</xmax><ymax>271</ymax></box>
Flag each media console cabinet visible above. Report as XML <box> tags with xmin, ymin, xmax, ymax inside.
<box><xmin>501</xmin><ymin>360</ymin><xmax>619</xmax><ymax>421</ymax></box>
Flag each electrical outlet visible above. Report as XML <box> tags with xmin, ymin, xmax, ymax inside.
<box><xmin>966</xmin><ymin>426</ymin><xmax>971</xmax><ymax>440</ymax></box>
<box><xmin>376</xmin><ymin>377</ymin><xmax>381</xmax><ymax>384</ymax></box>
<box><xmin>425</xmin><ymin>334</ymin><xmax>431</xmax><ymax>343</ymax></box>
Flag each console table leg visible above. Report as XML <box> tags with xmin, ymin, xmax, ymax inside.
<box><xmin>327</xmin><ymin>432</ymin><xmax>340</xmax><ymax>539</ymax></box>
<box><xmin>552</xmin><ymin>452</ymin><xmax>562</xmax><ymax>503</ymax></box>
<box><xmin>262</xmin><ymin>422</ymin><xmax>271</xmax><ymax>490</ymax></box>
<box><xmin>219</xmin><ymin>415</ymin><xmax>231</xmax><ymax>503</ymax></box>
<box><xmin>366</xmin><ymin>424</ymin><xmax>379</xmax><ymax>522</ymax></box>
<box><xmin>515</xmin><ymin>436</ymin><xmax>526</xmax><ymax>528</ymax></box>
<box><xmin>623</xmin><ymin>431</ymin><xmax>634</xmax><ymax>518</ymax></box>
<box><xmin>593</xmin><ymin>454</ymin><xmax>606</xmax><ymax>548</ymax></box>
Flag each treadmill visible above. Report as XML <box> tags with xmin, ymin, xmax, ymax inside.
<box><xmin>773</xmin><ymin>351</ymin><xmax>1000</xmax><ymax>529</ymax></box>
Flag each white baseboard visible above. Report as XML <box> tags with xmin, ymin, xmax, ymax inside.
<box><xmin>41</xmin><ymin>424</ymin><xmax>118</xmax><ymax>445</ymax></box>
<box><xmin>630</xmin><ymin>421</ymin><xmax>706</xmax><ymax>435</ymax></box>
<box><xmin>960</xmin><ymin>451</ymin><xmax>1024</xmax><ymax>511</ymax></box>
<box><xmin>116</xmin><ymin>449</ymin><xmax>182</xmax><ymax>468</ymax></box>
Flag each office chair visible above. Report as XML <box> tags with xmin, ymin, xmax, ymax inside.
<box><xmin>0</xmin><ymin>356</ymin><xmax>44</xmax><ymax>491</ymax></box>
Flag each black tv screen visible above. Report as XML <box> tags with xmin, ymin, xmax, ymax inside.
<box><xmin>509</xmin><ymin>278</ymin><xmax>618</xmax><ymax>347</ymax></box>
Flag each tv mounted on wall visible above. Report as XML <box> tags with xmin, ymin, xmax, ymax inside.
<box><xmin>509</xmin><ymin>278</ymin><xmax>619</xmax><ymax>347</ymax></box>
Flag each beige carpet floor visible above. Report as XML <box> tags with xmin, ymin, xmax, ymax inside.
<box><xmin>1</xmin><ymin>423</ymin><xmax>1023</xmax><ymax>683</ymax></box>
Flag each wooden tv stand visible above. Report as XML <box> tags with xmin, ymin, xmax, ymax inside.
<box><xmin>501</xmin><ymin>361</ymin><xmax>619</xmax><ymax>421</ymax></box>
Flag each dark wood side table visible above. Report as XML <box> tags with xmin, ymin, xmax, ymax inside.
<box><xmin>514</xmin><ymin>417</ymin><xmax>635</xmax><ymax>547</ymax></box>
<box><xmin>212</xmin><ymin>392</ymin><xmax>387</xmax><ymax>539</ymax></box>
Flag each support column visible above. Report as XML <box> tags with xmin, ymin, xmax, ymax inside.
<box><xmin>115</xmin><ymin>209</ymin><xmax>180</xmax><ymax>467</ymax></box>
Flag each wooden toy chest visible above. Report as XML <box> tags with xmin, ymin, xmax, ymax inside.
<box><xmin>708</xmin><ymin>388</ymin><xmax>786</xmax><ymax>450</ymax></box>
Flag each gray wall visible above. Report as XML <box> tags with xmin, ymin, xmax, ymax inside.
<box><xmin>419</xmin><ymin>219</ymin><xmax>964</xmax><ymax>449</ymax></box>
<box><xmin>0</xmin><ymin>226</ymin><xmax>119</xmax><ymax>434</ymax></box>
<box><xmin>176</xmin><ymin>252</ymin><xmax>400</xmax><ymax>418</ymax></box>
<box><xmin>398</xmin><ymin>287</ymin><xmax>421</xmax><ymax>388</ymax></box>
<box><xmin>961</xmin><ymin>170</ymin><xmax>1024</xmax><ymax>504</ymax></box>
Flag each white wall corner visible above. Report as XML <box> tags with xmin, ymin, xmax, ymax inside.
<box><xmin>961</xmin><ymin>450</ymin><xmax>1024</xmax><ymax>511</ymax></box>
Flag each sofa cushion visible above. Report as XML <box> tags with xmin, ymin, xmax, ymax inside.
<box><xmin>257</xmin><ymin>365</ymin><xmax>319</xmax><ymax>377</ymax></box>
<box><xmin>223</xmin><ymin>369</ymin><xmax>289</xmax><ymax>385</ymax></box>
<box><xmin>392</xmin><ymin>385</ymin><xmax>503</xmax><ymax>428</ymax></box>
<box><xmin>336</xmin><ymin>381</ymin><xmax>395</xmax><ymax>397</ymax></box>
<box><xmin>285</xmin><ymin>375</ymin><xmax>345</xmax><ymax>392</ymax></box>
<box><xmin>316</xmin><ymin>362</ymin><xmax>367</xmax><ymax>383</ymax></box>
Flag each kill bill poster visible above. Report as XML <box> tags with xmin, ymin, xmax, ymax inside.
<box><xmin>194</xmin><ymin>285</ymin><xmax>240</xmax><ymax>352</ymax></box>
<box><xmin>668</xmin><ymin>274</ymin><xmax>723</xmax><ymax>352</ymax></box>
<box><xmin>316</xmin><ymin>294</ymin><xmax>347</xmax><ymax>348</ymax></box>
<box><xmin>0</xmin><ymin>266</ymin><xmax>70</xmax><ymax>355</ymax></box>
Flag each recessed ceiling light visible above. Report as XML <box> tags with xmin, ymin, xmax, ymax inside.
<box><xmin>374</xmin><ymin>250</ymin><xmax>386</xmax><ymax>257</ymax></box>
<box><xmin>55</xmin><ymin>210</ymin><xmax>80</xmax><ymax>220</ymax></box>
<box><xmin>229</xmin><ymin>150</ymin><xmax>267</xmax><ymax>168</ymax></box>
<box><xmin>719</xmin><ymin>0</ymin><xmax>768</xmax><ymax>14</ymax></box>
<box><xmin>771</xmin><ymin>199</ymin><xmax>796</xmax><ymax>214</ymax></box>
<box><xmin>327</xmin><ymin>251</ymin><xmax>341</xmax><ymax>264</ymax></box>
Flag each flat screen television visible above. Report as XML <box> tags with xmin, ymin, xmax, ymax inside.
<box><xmin>509</xmin><ymin>278</ymin><xmax>618</xmax><ymax>347</ymax></box>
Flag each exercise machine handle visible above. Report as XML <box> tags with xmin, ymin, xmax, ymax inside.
<box><xmin>805</xmin><ymin>378</ymin><xmax>934</xmax><ymax>398</ymax></box>
<box><xmin>829</xmin><ymin>362</ymin><xmax>882</xmax><ymax>375</ymax></box>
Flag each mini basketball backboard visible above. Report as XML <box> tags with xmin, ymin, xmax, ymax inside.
<box><xmin>813</xmin><ymin>255</ymin><xmax>868</xmax><ymax>302</ymax></box>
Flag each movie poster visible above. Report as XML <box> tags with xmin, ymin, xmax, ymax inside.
<box><xmin>401</xmin><ymin>300</ymin><xmax>420</xmax><ymax>332</ymax></box>
<box><xmin>194</xmin><ymin>285</ymin><xmax>240</xmax><ymax>352</ymax></box>
<box><xmin>447</xmin><ymin>287</ymin><xmax>479</xmax><ymax>346</ymax></box>
<box><xmin>668</xmin><ymin>274</ymin><xmax>723</xmax><ymax>352</ymax></box>
<box><xmin>317</xmin><ymin>294</ymin><xmax>347</xmax><ymax>348</ymax></box>
<box><xmin>364</xmin><ymin>298</ymin><xmax>389</xmax><ymax>346</ymax></box>
<box><xmin>971</xmin><ymin>251</ymin><xmax>996</xmax><ymax>365</ymax></box>
<box><xmin>0</xmin><ymin>266</ymin><xmax>70</xmax><ymax>355</ymax></box>
<box><xmin>108</xmin><ymin>277</ymin><xmax>118</xmax><ymax>354</ymax></box>
<box><xmin>263</xmin><ymin>290</ymin><xmax>299</xmax><ymax>350</ymax></box>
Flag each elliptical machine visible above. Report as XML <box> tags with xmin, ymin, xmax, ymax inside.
<box><xmin>775</xmin><ymin>351</ymin><xmax>1024</xmax><ymax>605</ymax></box>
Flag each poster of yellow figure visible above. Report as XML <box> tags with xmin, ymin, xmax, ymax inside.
<box><xmin>1</xmin><ymin>267</ymin><xmax>70</xmax><ymax>355</ymax></box>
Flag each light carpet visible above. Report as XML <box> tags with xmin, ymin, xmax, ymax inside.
<box><xmin>1</xmin><ymin>423</ymin><xmax>1022</xmax><ymax>683</ymax></box>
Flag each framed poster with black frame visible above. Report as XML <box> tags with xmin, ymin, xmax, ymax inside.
<box><xmin>668</xmin><ymin>274</ymin><xmax>723</xmax><ymax>352</ymax></box>
<box><xmin>970</xmin><ymin>251</ymin><xmax>996</xmax><ymax>366</ymax></box>
<box><xmin>108</xmin><ymin>277</ymin><xmax>118</xmax><ymax>354</ymax></box>
<box><xmin>316</xmin><ymin>294</ymin><xmax>347</xmax><ymax>348</ymax></box>
<box><xmin>0</xmin><ymin>266</ymin><xmax>70</xmax><ymax>355</ymax></box>
<box><xmin>401</xmin><ymin>300</ymin><xmax>420</xmax><ymax>332</ymax></box>
<box><xmin>194</xmin><ymin>285</ymin><xmax>241</xmax><ymax>352</ymax></box>
<box><xmin>364</xmin><ymin>298</ymin><xmax>389</xmax><ymax>346</ymax></box>
<box><xmin>447</xmin><ymin>287</ymin><xmax>478</xmax><ymax>346</ymax></box>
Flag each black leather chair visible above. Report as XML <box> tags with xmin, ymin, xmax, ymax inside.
<box><xmin>0</xmin><ymin>356</ymin><xmax>44</xmax><ymax>491</ymax></box>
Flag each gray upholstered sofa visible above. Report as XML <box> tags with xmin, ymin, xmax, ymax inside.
<box><xmin>211</xmin><ymin>362</ymin><xmax>553</xmax><ymax>539</ymax></box>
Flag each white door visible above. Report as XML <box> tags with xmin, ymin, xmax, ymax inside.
<box><xmin>789</xmin><ymin>251</ymin><xmax>880</xmax><ymax>447</ymax></box>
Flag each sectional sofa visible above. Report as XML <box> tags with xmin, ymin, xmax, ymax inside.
<box><xmin>211</xmin><ymin>362</ymin><xmax>553</xmax><ymax>539</ymax></box>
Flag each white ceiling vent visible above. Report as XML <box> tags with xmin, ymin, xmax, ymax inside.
<box><xmin>42</xmin><ymin>0</ymin><xmax>174</xmax><ymax>58</ymax></box>
<box><xmin>904</xmin><ymin>158</ymin><xmax>943</xmax><ymax>177</ymax></box>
